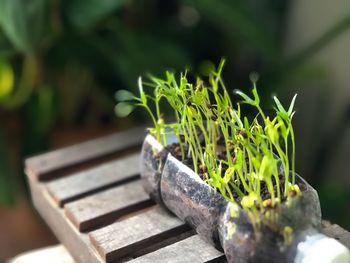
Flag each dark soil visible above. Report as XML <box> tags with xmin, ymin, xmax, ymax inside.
<box><xmin>165</xmin><ymin>137</ymin><xmax>304</xmax><ymax>208</ymax></box>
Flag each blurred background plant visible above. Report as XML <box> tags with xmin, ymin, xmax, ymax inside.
<box><xmin>0</xmin><ymin>0</ymin><xmax>349</xmax><ymax>260</ymax></box>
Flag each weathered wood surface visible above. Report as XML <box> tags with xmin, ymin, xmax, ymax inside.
<box><xmin>47</xmin><ymin>153</ymin><xmax>141</xmax><ymax>207</ymax></box>
<box><xmin>28</xmin><ymin>174</ymin><xmax>102</xmax><ymax>263</ymax></box>
<box><xmin>25</xmin><ymin>127</ymin><xmax>146</xmax><ymax>180</ymax></box>
<box><xmin>26</xmin><ymin>127</ymin><xmax>225</xmax><ymax>263</ymax></box>
<box><xmin>25</xmin><ymin>127</ymin><xmax>350</xmax><ymax>263</ymax></box>
<box><xmin>65</xmin><ymin>180</ymin><xmax>152</xmax><ymax>231</ymax></box>
<box><xmin>89</xmin><ymin>206</ymin><xmax>190</xmax><ymax>262</ymax></box>
<box><xmin>129</xmin><ymin>235</ymin><xmax>225</xmax><ymax>263</ymax></box>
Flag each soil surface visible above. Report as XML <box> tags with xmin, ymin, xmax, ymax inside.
<box><xmin>165</xmin><ymin>137</ymin><xmax>305</xmax><ymax>207</ymax></box>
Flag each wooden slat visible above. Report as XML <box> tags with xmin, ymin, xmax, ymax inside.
<box><xmin>28</xmin><ymin>176</ymin><xmax>102</xmax><ymax>263</ymax></box>
<box><xmin>46</xmin><ymin>153</ymin><xmax>140</xmax><ymax>207</ymax></box>
<box><xmin>64</xmin><ymin>180</ymin><xmax>153</xmax><ymax>231</ymax></box>
<box><xmin>129</xmin><ymin>235</ymin><xmax>225</xmax><ymax>263</ymax></box>
<box><xmin>89</xmin><ymin>206</ymin><xmax>189</xmax><ymax>262</ymax></box>
<box><xmin>25</xmin><ymin>127</ymin><xmax>145</xmax><ymax>180</ymax></box>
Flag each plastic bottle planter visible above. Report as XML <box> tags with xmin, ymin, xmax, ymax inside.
<box><xmin>140</xmin><ymin>135</ymin><xmax>225</xmax><ymax>246</ymax></box>
<box><xmin>140</xmin><ymin>134</ymin><xmax>169</xmax><ymax>204</ymax></box>
<box><xmin>140</xmin><ymin>135</ymin><xmax>348</xmax><ymax>262</ymax></box>
<box><xmin>162</xmin><ymin>155</ymin><xmax>228</xmax><ymax>248</ymax></box>
<box><xmin>218</xmin><ymin>175</ymin><xmax>321</xmax><ymax>263</ymax></box>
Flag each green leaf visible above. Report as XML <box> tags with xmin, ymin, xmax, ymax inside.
<box><xmin>105</xmin><ymin>29</ymin><xmax>191</xmax><ymax>89</ymax></box>
<box><xmin>184</xmin><ymin>0</ymin><xmax>280</xmax><ymax>62</ymax></box>
<box><xmin>290</xmin><ymin>111</ymin><xmax>296</xmax><ymax>120</ymax></box>
<box><xmin>0</xmin><ymin>0</ymin><xmax>47</xmax><ymax>53</ymax></box>
<box><xmin>235</xmin><ymin>90</ymin><xmax>255</xmax><ymax>105</ymax></box>
<box><xmin>234</xmin><ymin>148</ymin><xmax>244</xmax><ymax>168</ymax></box>
<box><xmin>0</xmin><ymin>32</ymin><xmax>16</xmax><ymax>56</ymax></box>
<box><xmin>232</xmin><ymin>110</ymin><xmax>243</xmax><ymax>128</ymax></box>
<box><xmin>259</xmin><ymin>155</ymin><xmax>273</xmax><ymax>180</ymax></box>
<box><xmin>277</xmin><ymin>117</ymin><xmax>289</xmax><ymax>138</ymax></box>
<box><xmin>276</xmin><ymin>109</ymin><xmax>288</xmax><ymax>120</ymax></box>
<box><xmin>114</xmin><ymin>89</ymin><xmax>135</xmax><ymax>102</ymax></box>
<box><xmin>243</xmin><ymin>116</ymin><xmax>250</xmax><ymax>130</ymax></box>
<box><xmin>138</xmin><ymin>77</ymin><xmax>147</xmax><ymax>105</ymax></box>
<box><xmin>251</xmin><ymin>85</ymin><xmax>260</xmax><ymax>105</ymax></box>
<box><xmin>273</xmin><ymin>95</ymin><xmax>286</xmax><ymax>114</ymax></box>
<box><xmin>114</xmin><ymin>102</ymin><xmax>134</xmax><ymax>117</ymax></box>
<box><xmin>64</xmin><ymin>0</ymin><xmax>127</xmax><ymax>29</ymax></box>
<box><xmin>265</xmin><ymin>118</ymin><xmax>279</xmax><ymax>145</ymax></box>
<box><xmin>216</xmin><ymin>58</ymin><xmax>226</xmax><ymax>76</ymax></box>
<box><xmin>224</xmin><ymin>167</ymin><xmax>235</xmax><ymax>183</ymax></box>
<box><xmin>288</xmin><ymin>94</ymin><xmax>297</xmax><ymax>116</ymax></box>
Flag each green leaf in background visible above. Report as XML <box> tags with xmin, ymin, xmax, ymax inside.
<box><xmin>0</xmin><ymin>58</ymin><xmax>14</xmax><ymax>100</ymax></box>
<box><xmin>0</xmin><ymin>31</ymin><xmax>16</xmax><ymax>57</ymax></box>
<box><xmin>64</xmin><ymin>0</ymin><xmax>127</xmax><ymax>29</ymax></box>
<box><xmin>0</xmin><ymin>130</ymin><xmax>15</xmax><ymax>205</ymax></box>
<box><xmin>0</xmin><ymin>0</ymin><xmax>47</xmax><ymax>53</ymax></box>
<box><xmin>86</xmin><ymin>26</ymin><xmax>191</xmax><ymax>89</ymax></box>
<box><xmin>184</xmin><ymin>0</ymin><xmax>281</xmax><ymax>63</ymax></box>
<box><xmin>27</xmin><ymin>86</ymin><xmax>56</xmax><ymax>135</ymax></box>
<box><xmin>0</xmin><ymin>55</ymin><xmax>38</xmax><ymax>110</ymax></box>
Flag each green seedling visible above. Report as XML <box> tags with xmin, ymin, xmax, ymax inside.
<box><xmin>133</xmin><ymin>60</ymin><xmax>300</xmax><ymax>229</ymax></box>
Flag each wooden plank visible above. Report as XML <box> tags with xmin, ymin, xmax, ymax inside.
<box><xmin>129</xmin><ymin>235</ymin><xmax>225</xmax><ymax>263</ymax></box>
<box><xmin>27</xmin><ymin>176</ymin><xmax>102</xmax><ymax>263</ymax></box>
<box><xmin>89</xmin><ymin>206</ymin><xmax>189</xmax><ymax>262</ymax></box>
<box><xmin>64</xmin><ymin>180</ymin><xmax>153</xmax><ymax>231</ymax></box>
<box><xmin>25</xmin><ymin>127</ymin><xmax>145</xmax><ymax>180</ymax></box>
<box><xmin>46</xmin><ymin>153</ymin><xmax>140</xmax><ymax>207</ymax></box>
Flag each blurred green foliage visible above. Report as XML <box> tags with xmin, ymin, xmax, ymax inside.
<box><xmin>0</xmin><ymin>130</ymin><xmax>15</xmax><ymax>204</ymax></box>
<box><xmin>0</xmin><ymin>0</ymin><xmax>349</xmax><ymax>227</ymax></box>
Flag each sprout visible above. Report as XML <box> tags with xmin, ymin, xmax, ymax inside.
<box><xmin>133</xmin><ymin>60</ymin><xmax>299</xmax><ymax>228</ymax></box>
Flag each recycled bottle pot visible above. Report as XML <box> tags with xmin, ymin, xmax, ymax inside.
<box><xmin>140</xmin><ymin>134</ymin><xmax>178</xmax><ymax>204</ymax></box>
<box><xmin>218</xmin><ymin>174</ymin><xmax>322</xmax><ymax>263</ymax></box>
<box><xmin>161</xmin><ymin>154</ymin><xmax>228</xmax><ymax>248</ymax></box>
<box><xmin>140</xmin><ymin>134</ymin><xmax>227</xmax><ymax>247</ymax></box>
<box><xmin>140</xmin><ymin>135</ymin><xmax>350</xmax><ymax>262</ymax></box>
<box><xmin>140</xmin><ymin>134</ymin><xmax>169</xmax><ymax>204</ymax></box>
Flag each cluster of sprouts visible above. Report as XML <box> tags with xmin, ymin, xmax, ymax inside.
<box><xmin>132</xmin><ymin>60</ymin><xmax>300</xmax><ymax>225</ymax></box>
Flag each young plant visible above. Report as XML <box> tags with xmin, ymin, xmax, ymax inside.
<box><xmin>132</xmin><ymin>60</ymin><xmax>300</xmax><ymax>229</ymax></box>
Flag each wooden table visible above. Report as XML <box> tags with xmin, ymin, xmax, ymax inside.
<box><xmin>24</xmin><ymin>127</ymin><xmax>350</xmax><ymax>263</ymax></box>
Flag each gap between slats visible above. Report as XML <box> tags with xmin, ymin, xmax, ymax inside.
<box><xmin>126</xmin><ymin>230</ymin><xmax>196</xmax><ymax>262</ymax></box>
<box><xmin>46</xmin><ymin>153</ymin><xmax>141</xmax><ymax>207</ymax></box>
<box><xmin>104</xmin><ymin>224</ymin><xmax>192</xmax><ymax>263</ymax></box>
<box><xmin>35</xmin><ymin>146</ymin><xmax>141</xmax><ymax>182</ymax></box>
<box><xmin>25</xmin><ymin>127</ymin><xmax>146</xmax><ymax>181</ymax></box>
<box><xmin>89</xmin><ymin>206</ymin><xmax>191</xmax><ymax>263</ymax></box>
<box><xmin>64</xmin><ymin>180</ymin><xmax>155</xmax><ymax>232</ymax></box>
